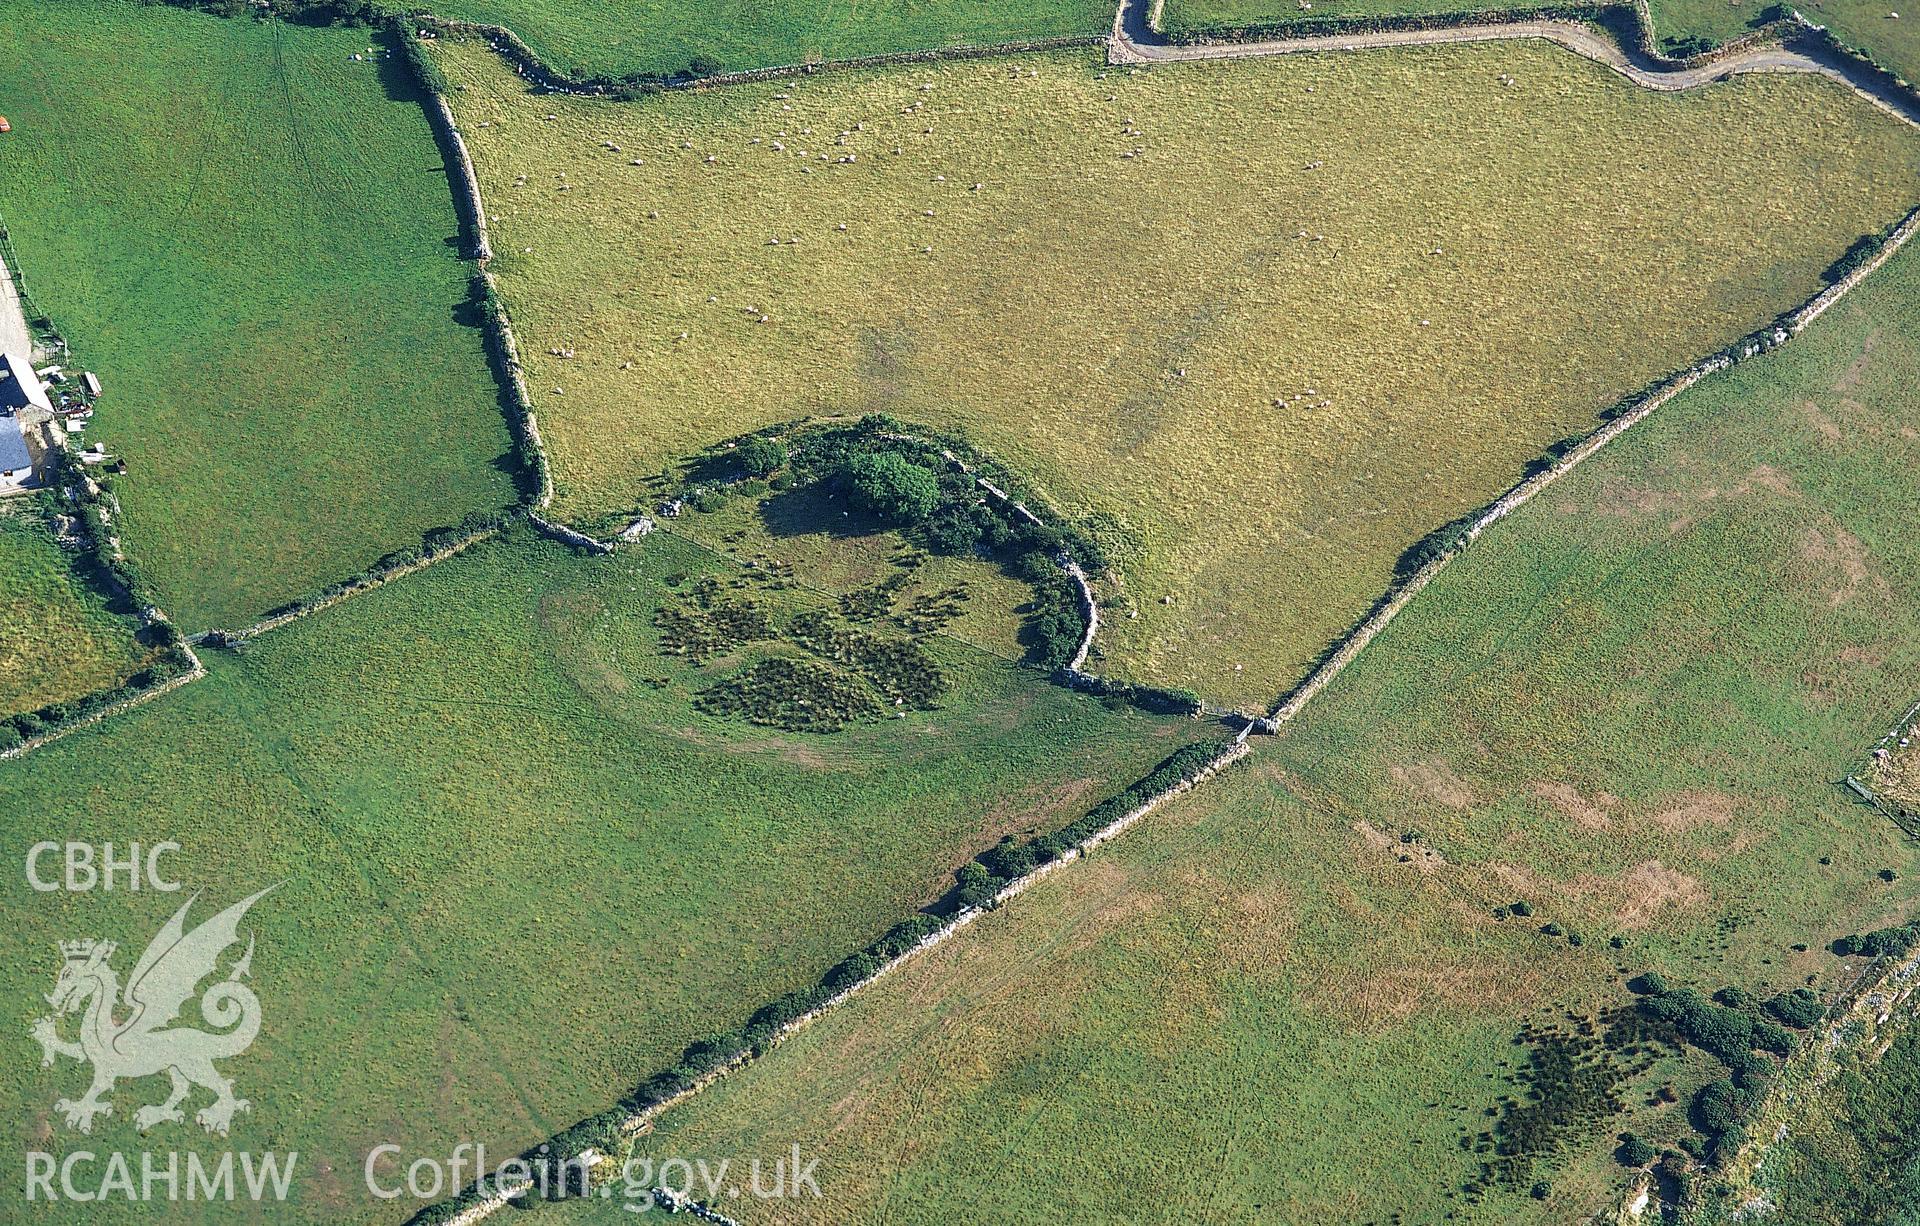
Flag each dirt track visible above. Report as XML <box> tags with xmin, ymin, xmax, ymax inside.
<box><xmin>0</xmin><ymin>251</ymin><xmax>32</xmax><ymax>357</ymax></box>
<box><xmin>1108</xmin><ymin>0</ymin><xmax>1920</xmax><ymax>129</ymax></box>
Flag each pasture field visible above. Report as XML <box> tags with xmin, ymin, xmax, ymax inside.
<box><xmin>0</xmin><ymin>0</ymin><xmax>518</xmax><ymax>633</ymax></box>
<box><xmin>0</xmin><ymin>505</ymin><xmax>155</xmax><ymax>719</ymax></box>
<box><xmin>0</xmin><ymin>526</ymin><xmax>1199</xmax><ymax>1222</ymax></box>
<box><xmin>425</xmin><ymin>0</ymin><xmax>1108</xmax><ymax>82</ymax></box>
<box><xmin>439</xmin><ymin>36</ymin><xmax>1920</xmax><ymax>710</ymax></box>
<box><xmin>1794</xmin><ymin>0</ymin><xmax>1920</xmax><ymax>85</ymax></box>
<box><xmin>610</xmin><ymin>234</ymin><xmax>1920</xmax><ymax>1222</ymax></box>
<box><xmin>1648</xmin><ymin>0</ymin><xmax>1920</xmax><ymax>84</ymax></box>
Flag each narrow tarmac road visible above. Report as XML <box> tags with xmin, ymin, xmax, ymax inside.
<box><xmin>1109</xmin><ymin>0</ymin><xmax>1920</xmax><ymax>129</ymax></box>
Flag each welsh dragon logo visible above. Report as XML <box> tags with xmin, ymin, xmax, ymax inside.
<box><xmin>30</xmin><ymin>885</ymin><xmax>277</xmax><ymax>1136</ymax></box>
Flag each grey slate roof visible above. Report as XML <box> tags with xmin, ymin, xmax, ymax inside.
<box><xmin>0</xmin><ymin>417</ymin><xmax>31</xmax><ymax>473</ymax></box>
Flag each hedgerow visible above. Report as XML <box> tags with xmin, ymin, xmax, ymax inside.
<box><xmin>403</xmin><ymin>734</ymin><xmax>1242</xmax><ymax>1222</ymax></box>
<box><xmin>2</xmin><ymin>452</ymin><xmax>200</xmax><ymax>751</ymax></box>
<box><xmin>1162</xmin><ymin>3</ymin><xmax>1612</xmax><ymax>44</ymax></box>
<box><xmin>1833</xmin><ymin>923</ymin><xmax>1920</xmax><ymax>958</ymax></box>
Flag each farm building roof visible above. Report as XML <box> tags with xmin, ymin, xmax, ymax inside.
<box><xmin>0</xmin><ymin>351</ymin><xmax>52</xmax><ymax>413</ymax></box>
<box><xmin>0</xmin><ymin>416</ymin><xmax>32</xmax><ymax>473</ymax></box>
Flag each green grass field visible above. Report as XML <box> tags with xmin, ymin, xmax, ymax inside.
<box><xmin>612</xmin><ymin>224</ymin><xmax>1920</xmax><ymax>1224</ymax></box>
<box><xmin>439</xmin><ymin>37</ymin><xmax>1920</xmax><ymax>711</ymax></box>
<box><xmin>1158</xmin><ymin>0</ymin><xmax>1551</xmax><ymax>37</ymax></box>
<box><xmin>0</xmin><ymin>504</ymin><xmax>156</xmax><ymax>719</ymax></box>
<box><xmin>1649</xmin><ymin>0</ymin><xmax>1920</xmax><ymax>85</ymax></box>
<box><xmin>0</xmin><ymin>0</ymin><xmax>518</xmax><ymax>632</ymax></box>
<box><xmin>427</xmin><ymin>0</ymin><xmax>1109</xmax><ymax>82</ymax></box>
<box><xmin>1795</xmin><ymin>0</ymin><xmax>1920</xmax><ymax>85</ymax></box>
<box><xmin>0</xmin><ymin>525</ymin><xmax>1199</xmax><ymax>1222</ymax></box>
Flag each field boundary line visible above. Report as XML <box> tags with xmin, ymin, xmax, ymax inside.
<box><xmin>419</xmin><ymin>7</ymin><xmax>1920</xmax><ymax>726</ymax></box>
<box><xmin>413</xmin><ymin>0</ymin><xmax>1920</xmax><ymax>133</ymax></box>
<box><xmin>1693</xmin><ymin>941</ymin><xmax>1920</xmax><ymax>1220</ymax></box>
<box><xmin>1111</xmin><ymin>0</ymin><xmax>1920</xmax><ymax>130</ymax></box>
<box><xmin>1262</xmin><ymin>203</ymin><xmax>1920</xmax><ymax>726</ymax></box>
<box><xmin>388</xmin><ymin>30</ymin><xmax>1920</xmax><ymax>1221</ymax></box>
<box><xmin>418</xmin><ymin>18</ymin><xmax>1100</xmax><ymax>97</ymax></box>
<box><xmin>411</xmin><ymin>736</ymin><xmax>1250</xmax><ymax>1224</ymax></box>
<box><xmin>925</xmin><ymin>442</ymin><xmax>1105</xmax><ymax>678</ymax></box>
<box><xmin>1851</xmin><ymin>695</ymin><xmax>1920</xmax><ymax>834</ymax></box>
<box><xmin>421</xmin><ymin>87</ymin><xmax>557</xmax><ymax>513</ymax></box>
<box><xmin>0</xmin><ymin>643</ymin><xmax>204</xmax><ymax>764</ymax></box>
<box><xmin>196</xmin><ymin>524</ymin><xmax>504</xmax><ymax>646</ymax></box>
<box><xmin>0</xmin><ymin>229</ymin><xmax>204</xmax><ymax>763</ymax></box>
<box><xmin>4</xmin><ymin>47</ymin><xmax>544</xmax><ymax>760</ymax></box>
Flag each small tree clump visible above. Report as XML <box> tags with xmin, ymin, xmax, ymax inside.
<box><xmin>840</xmin><ymin>453</ymin><xmax>941</xmax><ymax>524</ymax></box>
<box><xmin>1617</xmin><ymin>1133</ymin><xmax>1657</xmax><ymax>1168</ymax></box>
<box><xmin>1765</xmin><ymin>988</ymin><xmax>1823</xmax><ymax>1029</ymax></box>
<box><xmin>736</xmin><ymin>434</ymin><xmax>787</xmax><ymax>477</ymax></box>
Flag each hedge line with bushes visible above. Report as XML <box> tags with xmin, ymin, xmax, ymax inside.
<box><xmin>463</xmin><ymin>276</ymin><xmax>550</xmax><ymax>499</ymax></box>
<box><xmin>0</xmin><ymin>648</ymin><xmax>196</xmax><ymax>756</ymax></box>
<box><xmin>142</xmin><ymin>0</ymin><xmax>396</xmax><ymax>26</ymax></box>
<box><xmin>1833</xmin><ymin>923</ymin><xmax>1920</xmax><ymax>959</ymax></box>
<box><xmin>1</xmin><ymin>452</ymin><xmax>198</xmax><ymax>753</ymax></box>
<box><xmin>404</xmin><ymin>735</ymin><xmax>1241</xmax><ymax>1222</ymax></box>
<box><xmin>1627</xmin><ymin>974</ymin><xmax>1827</xmax><ymax>1160</ymax></box>
<box><xmin>418</xmin><ymin>15</ymin><xmax>1096</xmax><ymax>101</ymax></box>
<box><xmin>207</xmin><ymin>508</ymin><xmax>514</xmax><ymax>639</ymax></box>
<box><xmin>1159</xmin><ymin>0</ymin><xmax>1803</xmax><ymax>75</ymax></box>
<box><xmin>1808</xmin><ymin>19</ymin><xmax>1919</xmax><ymax>93</ymax></box>
<box><xmin>1365</xmin><ymin>201</ymin><xmax>1919</xmax><ymax>672</ymax></box>
<box><xmin>1054</xmin><ymin>670</ymin><xmax>1204</xmax><ymax>716</ymax></box>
